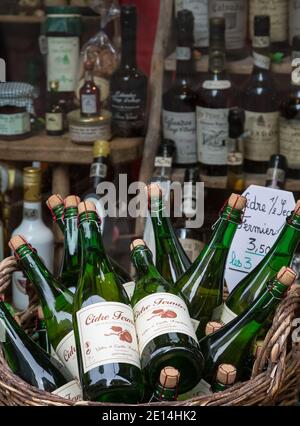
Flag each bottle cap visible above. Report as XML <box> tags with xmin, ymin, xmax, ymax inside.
<box><xmin>93</xmin><ymin>140</ymin><xmax>110</xmax><ymax>158</ymax></box>
<box><xmin>228</xmin><ymin>194</ymin><xmax>247</xmax><ymax>211</ymax></box>
<box><xmin>9</xmin><ymin>235</ymin><xmax>28</xmax><ymax>252</ymax></box>
<box><xmin>159</xmin><ymin>366</ymin><xmax>180</xmax><ymax>389</ymax></box>
<box><xmin>276</xmin><ymin>267</ymin><xmax>297</xmax><ymax>287</ymax></box>
<box><xmin>216</xmin><ymin>364</ymin><xmax>237</xmax><ymax>385</ymax></box>
<box><xmin>46</xmin><ymin>194</ymin><xmax>64</xmax><ymax>209</ymax></box>
<box><xmin>23</xmin><ymin>167</ymin><xmax>41</xmax><ymax>203</ymax></box>
<box><xmin>205</xmin><ymin>321</ymin><xmax>223</xmax><ymax>336</ymax></box>
<box><xmin>254</xmin><ymin>15</ymin><xmax>270</xmax><ymax>37</ymax></box>
<box><xmin>64</xmin><ymin>195</ymin><xmax>81</xmax><ymax>208</ymax></box>
<box><xmin>78</xmin><ymin>201</ymin><xmax>97</xmax><ymax>215</ymax></box>
<box><xmin>130</xmin><ymin>239</ymin><xmax>146</xmax><ymax>251</ymax></box>
<box><xmin>209</xmin><ymin>17</ymin><xmax>225</xmax><ymax>41</ymax></box>
<box><xmin>146</xmin><ymin>183</ymin><xmax>161</xmax><ymax>200</ymax></box>
<box><xmin>176</xmin><ymin>9</ymin><xmax>194</xmax><ymax>45</ymax></box>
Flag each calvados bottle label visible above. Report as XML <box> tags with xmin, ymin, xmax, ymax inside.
<box><xmin>76</xmin><ymin>302</ymin><xmax>141</xmax><ymax>374</ymax></box>
<box><xmin>46</xmin><ymin>112</ymin><xmax>63</xmax><ymax>132</ymax></box>
<box><xmin>55</xmin><ymin>331</ymin><xmax>79</xmax><ymax>380</ymax></box>
<box><xmin>52</xmin><ymin>379</ymin><xmax>82</xmax><ymax>402</ymax></box>
<box><xmin>220</xmin><ymin>303</ymin><xmax>237</xmax><ymax>324</ymax></box>
<box><xmin>111</xmin><ymin>90</ymin><xmax>146</xmax><ymax>123</ymax></box>
<box><xmin>133</xmin><ymin>292</ymin><xmax>198</xmax><ymax>354</ymax></box>
<box><xmin>244</xmin><ymin>111</ymin><xmax>279</xmax><ymax>161</ymax></box>
<box><xmin>90</xmin><ymin>162</ymin><xmax>108</xmax><ymax>179</ymax></box>
<box><xmin>81</xmin><ymin>94</ymin><xmax>98</xmax><ymax>115</ymax></box>
<box><xmin>279</xmin><ymin>117</ymin><xmax>300</xmax><ymax>168</ymax></box>
<box><xmin>163</xmin><ymin>110</ymin><xmax>197</xmax><ymax>164</ymax></box>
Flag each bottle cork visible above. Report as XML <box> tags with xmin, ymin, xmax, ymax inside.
<box><xmin>159</xmin><ymin>366</ymin><xmax>180</xmax><ymax>389</ymax></box>
<box><xmin>205</xmin><ymin>321</ymin><xmax>223</xmax><ymax>336</ymax></box>
<box><xmin>276</xmin><ymin>266</ymin><xmax>297</xmax><ymax>287</ymax></box>
<box><xmin>78</xmin><ymin>201</ymin><xmax>97</xmax><ymax>215</ymax></box>
<box><xmin>46</xmin><ymin>194</ymin><xmax>64</xmax><ymax>209</ymax></box>
<box><xmin>9</xmin><ymin>235</ymin><xmax>28</xmax><ymax>252</ymax></box>
<box><xmin>216</xmin><ymin>364</ymin><xmax>237</xmax><ymax>385</ymax></box>
<box><xmin>130</xmin><ymin>239</ymin><xmax>146</xmax><ymax>252</ymax></box>
<box><xmin>64</xmin><ymin>195</ymin><xmax>81</xmax><ymax>208</ymax></box>
<box><xmin>228</xmin><ymin>194</ymin><xmax>247</xmax><ymax>211</ymax></box>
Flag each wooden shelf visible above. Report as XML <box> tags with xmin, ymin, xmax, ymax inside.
<box><xmin>0</xmin><ymin>133</ymin><xmax>144</xmax><ymax>165</ymax></box>
<box><xmin>165</xmin><ymin>51</ymin><xmax>292</xmax><ymax>75</ymax></box>
<box><xmin>0</xmin><ymin>14</ymin><xmax>100</xmax><ymax>24</ymax></box>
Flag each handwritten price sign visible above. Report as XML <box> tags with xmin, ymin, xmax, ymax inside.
<box><xmin>225</xmin><ymin>185</ymin><xmax>295</xmax><ymax>292</ymax></box>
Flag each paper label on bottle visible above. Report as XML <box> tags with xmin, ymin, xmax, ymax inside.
<box><xmin>176</xmin><ymin>47</ymin><xmax>192</xmax><ymax>61</ymax></box>
<box><xmin>69</xmin><ymin>122</ymin><xmax>111</xmax><ymax>143</ymax></box>
<box><xmin>179</xmin><ymin>238</ymin><xmax>204</xmax><ymax>263</ymax></box>
<box><xmin>280</xmin><ymin>118</ymin><xmax>300</xmax><ymax>168</ymax></box>
<box><xmin>163</xmin><ymin>110</ymin><xmax>197</xmax><ymax>164</ymax></box>
<box><xmin>252</xmin><ymin>36</ymin><xmax>270</xmax><ymax>48</ymax></box>
<box><xmin>76</xmin><ymin>302</ymin><xmax>141</xmax><ymax>374</ymax></box>
<box><xmin>55</xmin><ymin>331</ymin><xmax>79</xmax><ymax>380</ymax></box>
<box><xmin>289</xmin><ymin>0</ymin><xmax>300</xmax><ymax>44</ymax></box>
<box><xmin>175</xmin><ymin>0</ymin><xmax>209</xmax><ymax>47</ymax></box>
<box><xmin>292</xmin><ymin>58</ymin><xmax>300</xmax><ymax>85</ymax></box>
<box><xmin>24</xmin><ymin>208</ymin><xmax>39</xmax><ymax>221</ymax></box>
<box><xmin>90</xmin><ymin>163</ymin><xmax>108</xmax><ymax>179</ymax></box>
<box><xmin>46</xmin><ymin>112</ymin><xmax>63</xmax><ymax>132</ymax></box>
<box><xmin>123</xmin><ymin>281</ymin><xmax>136</xmax><ymax>300</ymax></box>
<box><xmin>190</xmin><ymin>318</ymin><xmax>200</xmax><ymax>332</ymax></box>
<box><xmin>0</xmin><ymin>112</ymin><xmax>30</xmax><ymax>136</ymax></box>
<box><xmin>178</xmin><ymin>378</ymin><xmax>212</xmax><ymax>400</ymax></box>
<box><xmin>111</xmin><ymin>90</ymin><xmax>146</xmax><ymax>124</ymax></box>
<box><xmin>220</xmin><ymin>303</ymin><xmax>238</xmax><ymax>324</ymax></box>
<box><xmin>81</xmin><ymin>94</ymin><xmax>98</xmax><ymax>115</ymax></box>
<box><xmin>208</xmin><ymin>0</ymin><xmax>247</xmax><ymax>50</ymax></box>
<box><xmin>133</xmin><ymin>293</ymin><xmax>197</xmax><ymax>355</ymax></box>
<box><xmin>202</xmin><ymin>80</ymin><xmax>231</xmax><ymax>90</ymax></box>
<box><xmin>52</xmin><ymin>380</ymin><xmax>82</xmax><ymax>402</ymax></box>
<box><xmin>47</xmin><ymin>37</ymin><xmax>79</xmax><ymax>92</ymax></box>
<box><xmin>244</xmin><ymin>111</ymin><xmax>279</xmax><ymax>161</ymax></box>
<box><xmin>196</xmin><ymin>106</ymin><xmax>229</xmax><ymax>165</ymax></box>
<box><xmin>250</xmin><ymin>0</ymin><xmax>288</xmax><ymax>42</ymax></box>
<box><xmin>154</xmin><ymin>156</ymin><xmax>173</xmax><ymax>168</ymax></box>
<box><xmin>253</xmin><ymin>52</ymin><xmax>271</xmax><ymax>70</ymax></box>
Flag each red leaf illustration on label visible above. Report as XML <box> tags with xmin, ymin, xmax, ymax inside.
<box><xmin>148</xmin><ymin>309</ymin><xmax>177</xmax><ymax>320</ymax></box>
<box><xmin>105</xmin><ymin>327</ymin><xmax>133</xmax><ymax>343</ymax></box>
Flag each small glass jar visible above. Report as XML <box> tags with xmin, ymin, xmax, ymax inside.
<box><xmin>0</xmin><ymin>106</ymin><xmax>31</xmax><ymax>140</ymax></box>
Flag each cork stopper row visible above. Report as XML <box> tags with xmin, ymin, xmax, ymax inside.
<box><xmin>78</xmin><ymin>201</ymin><xmax>97</xmax><ymax>215</ymax></box>
<box><xmin>216</xmin><ymin>364</ymin><xmax>237</xmax><ymax>385</ymax></box>
<box><xmin>276</xmin><ymin>266</ymin><xmax>297</xmax><ymax>287</ymax></box>
<box><xmin>46</xmin><ymin>194</ymin><xmax>81</xmax><ymax>209</ymax></box>
<box><xmin>227</xmin><ymin>193</ymin><xmax>247</xmax><ymax>211</ymax></box>
<box><xmin>159</xmin><ymin>366</ymin><xmax>180</xmax><ymax>389</ymax></box>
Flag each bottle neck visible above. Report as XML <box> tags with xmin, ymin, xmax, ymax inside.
<box><xmin>121</xmin><ymin>33</ymin><xmax>137</xmax><ymax>68</ymax></box>
<box><xmin>52</xmin><ymin>204</ymin><xmax>65</xmax><ymax>233</ymax></box>
<box><xmin>89</xmin><ymin>155</ymin><xmax>109</xmax><ymax>192</ymax></box>
<box><xmin>151</xmin><ymin>383</ymin><xmax>177</xmax><ymax>402</ymax></box>
<box><xmin>209</xmin><ymin>206</ymin><xmax>243</xmax><ymax>249</ymax></box>
<box><xmin>64</xmin><ymin>208</ymin><xmax>80</xmax><ymax>257</ymax></box>
<box><xmin>84</xmin><ymin>69</ymin><xmax>94</xmax><ymax>83</ymax></box>
<box><xmin>252</xmin><ymin>36</ymin><xmax>271</xmax><ymax>75</ymax></box>
<box><xmin>131</xmin><ymin>247</ymin><xmax>162</xmax><ymax>280</ymax></box>
<box><xmin>23</xmin><ymin>201</ymin><xmax>42</xmax><ymax>222</ymax></box>
<box><xmin>209</xmin><ymin>42</ymin><xmax>226</xmax><ymax>77</ymax></box>
<box><xmin>176</xmin><ymin>43</ymin><xmax>194</xmax><ymax>85</ymax></box>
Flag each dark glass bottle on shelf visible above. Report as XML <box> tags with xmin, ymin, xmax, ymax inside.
<box><xmin>265</xmin><ymin>154</ymin><xmax>287</xmax><ymax>189</ymax></box>
<box><xmin>227</xmin><ymin>108</ymin><xmax>245</xmax><ymax>193</ymax></box>
<box><xmin>162</xmin><ymin>9</ymin><xmax>198</xmax><ymax>168</ymax></box>
<box><xmin>279</xmin><ymin>36</ymin><xmax>300</xmax><ymax>180</ymax></box>
<box><xmin>46</xmin><ymin>80</ymin><xmax>64</xmax><ymax>136</ymax></box>
<box><xmin>80</xmin><ymin>60</ymin><xmax>101</xmax><ymax>118</ymax></box>
<box><xmin>110</xmin><ymin>5</ymin><xmax>148</xmax><ymax>137</ymax></box>
<box><xmin>197</xmin><ymin>17</ymin><xmax>235</xmax><ymax>178</ymax></box>
<box><xmin>242</xmin><ymin>15</ymin><xmax>279</xmax><ymax>174</ymax></box>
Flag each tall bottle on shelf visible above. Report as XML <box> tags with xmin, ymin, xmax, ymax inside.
<box><xmin>242</xmin><ymin>15</ymin><xmax>280</xmax><ymax>174</ymax></box>
<box><xmin>9</xmin><ymin>235</ymin><xmax>79</xmax><ymax>380</ymax></box>
<box><xmin>162</xmin><ymin>9</ymin><xmax>198</xmax><ymax>168</ymax></box>
<box><xmin>110</xmin><ymin>5</ymin><xmax>148</xmax><ymax>137</ymax></box>
<box><xmin>73</xmin><ymin>201</ymin><xmax>143</xmax><ymax>403</ymax></box>
<box><xmin>197</xmin><ymin>17</ymin><xmax>235</xmax><ymax>178</ymax></box>
<box><xmin>221</xmin><ymin>200</ymin><xmax>300</xmax><ymax>323</ymax></box>
<box><xmin>130</xmin><ymin>239</ymin><xmax>204</xmax><ymax>393</ymax></box>
<box><xmin>11</xmin><ymin>167</ymin><xmax>54</xmax><ymax>311</ymax></box>
<box><xmin>46</xmin><ymin>80</ymin><xmax>64</xmax><ymax>136</ymax></box>
<box><xmin>175</xmin><ymin>194</ymin><xmax>246</xmax><ymax>339</ymax></box>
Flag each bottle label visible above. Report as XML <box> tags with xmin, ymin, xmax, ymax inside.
<box><xmin>202</xmin><ymin>80</ymin><xmax>231</xmax><ymax>90</ymax></box>
<box><xmin>279</xmin><ymin>117</ymin><xmax>300</xmax><ymax>168</ymax></box>
<box><xmin>52</xmin><ymin>380</ymin><xmax>82</xmax><ymax>402</ymax></box>
<box><xmin>176</xmin><ymin>47</ymin><xmax>192</xmax><ymax>61</ymax></box>
<box><xmin>123</xmin><ymin>281</ymin><xmax>136</xmax><ymax>300</ymax></box>
<box><xmin>208</xmin><ymin>0</ymin><xmax>247</xmax><ymax>50</ymax></box>
<box><xmin>196</xmin><ymin>106</ymin><xmax>229</xmax><ymax>165</ymax></box>
<box><xmin>175</xmin><ymin>0</ymin><xmax>209</xmax><ymax>48</ymax></box>
<box><xmin>76</xmin><ymin>302</ymin><xmax>141</xmax><ymax>374</ymax></box>
<box><xmin>292</xmin><ymin>58</ymin><xmax>300</xmax><ymax>86</ymax></box>
<box><xmin>253</xmin><ymin>52</ymin><xmax>271</xmax><ymax>70</ymax></box>
<box><xmin>69</xmin><ymin>122</ymin><xmax>111</xmax><ymax>143</ymax></box>
<box><xmin>244</xmin><ymin>111</ymin><xmax>279</xmax><ymax>162</ymax></box>
<box><xmin>220</xmin><ymin>303</ymin><xmax>237</xmax><ymax>324</ymax></box>
<box><xmin>162</xmin><ymin>110</ymin><xmax>197</xmax><ymax>164</ymax></box>
<box><xmin>178</xmin><ymin>378</ymin><xmax>212</xmax><ymax>400</ymax></box>
<box><xmin>289</xmin><ymin>0</ymin><xmax>300</xmax><ymax>44</ymax></box>
<box><xmin>179</xmin><ymin>238</ymin><xmax>204</xmax><ymax>263</ymax></box>
<box><xmin>190</xmin><ymin>318</ymin><xmax>200</xmax><ymax>332</ymax></box>
<box><xmin>133</xmin><ymin>292</ymin><xmax>197</xmax><ymax>355</ymax></box>
<box><xmin>249</xmin><ymin>0</ymin><xmax>288</xmax><ymax>43</ymax></box>
<box><xmin>154</xmin><ymin>156</ymin><xmax>173</xmax><ymax>168</ymax></box>
<box><xmin>55</xmin><ymin>331</ymin><xmax>79</xmax><ymax>380</ymax></box>
<box><xmin>252</xmin><ymin>36</ymin><xmax>270</xmax><ymax>48</ymax></box>
<box><xmin>111</xmin><ymin>90</ymin><xmax>146</xmax><ymax>125</ymax></box>
<box><xmin>90</xmin><ymin>162</ymin><xmax>108</xmax><ymax>179</ymax></box>
<box><xmin>0</xmin><ymin>112</ymin><xmax>30</xmax><ymax>136</ymax></box>
<box><xmin>47</xmin><ymin>37</ymin><xmax>79</xmax><ymax>92</ymax></box>
<box><xmin>24</xmin><ymin>208</ymin><xmax>39</xmax><ymax>221</ymax></box>
<box><xmin>81</xmin><ymin>94</ymin><xmax>98</xmax><ymax>115</ymax></box>
<box><xmin>46</xmin><ymin>112</ymin><xmax>63</xmax><ymax>132</ymax></box>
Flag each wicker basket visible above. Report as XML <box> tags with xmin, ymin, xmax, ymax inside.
<box><xmin>0</xmin><ymin>256</ymin><xmax>300</xmax><ymax>406</ymax></box>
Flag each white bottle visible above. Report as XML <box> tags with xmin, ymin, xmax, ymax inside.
<box><xmin>11</xmin><ymin>167</ymin><xmax>54</xmax><ymax>311</ymax></box>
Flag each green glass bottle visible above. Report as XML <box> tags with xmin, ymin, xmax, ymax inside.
<box><xmin>211</xmin><ymin>364</ymin><xmax>237</xmax><ymax>392</ymax></box>
<box><xmin>221</xmin><ymin>201</ymin><xmax>300</xmax><ymax>324</ymax></box>
<box><xmin>130</xmin><ymin>239</ymin><xmax>203</xmax><ymax>393</ymax></box>
<box><xmin>59</xmin><ymin>195</ymin><xmax>81</xmax><ymax>293</ymax></box>
<box><xmin>147</xmin><ymin>183</ymin><xmax>191</xmax><ymax>284</ymax></box>
<box><xmin>175</xmin><ymin>194</ymin><xmax>246</xmax><ymax>339</ymax></box>
<box><xmin>46</xmin><ymin>194</ymin><xmax>65</xmax><ymax>233</ymax></box>
<box><xmin>9</xmin><ymin>235</ymin><xmax>79</xmax><ymax>380</ymax></box>
<box><xmin>73</xmin><ymin>201</ymin><xmax>143</xmax><ymax>403</ymax></box>
<box><xmin>199</xmin><ymin>267</ymin><xmax>296</xmax><ymax>384</ymax></box>
<box><xmin>0</xmin><ymin>300</ymin><xmax>81</xmax><ymax>400</ymax></box>
<box><xmin>149</xmin><ymin>367</ymin><xmax>180</xmax><ymax>402</ymax></box>
<box><xmin>36</xmin><ymin>306</ymin><xmax>51</xmax><ymax>354</ymax></box>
